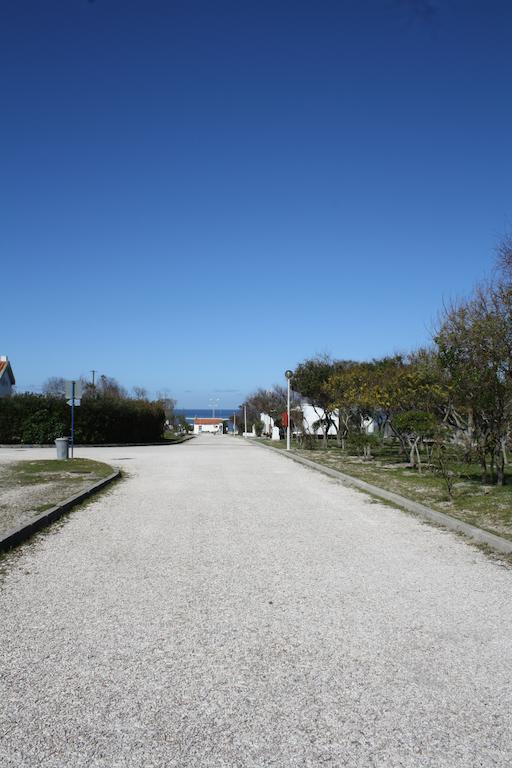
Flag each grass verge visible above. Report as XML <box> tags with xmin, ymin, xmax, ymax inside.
<box><xmin>0</xmin><ymin>458</ymin><xmax>115</xmax><ymax>536</ymax></box>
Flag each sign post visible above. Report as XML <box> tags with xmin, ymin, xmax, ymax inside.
<box><xmin>65</xmin><ymin>381</ymin><xmax>83</xmax><ymax>459</ymax></box>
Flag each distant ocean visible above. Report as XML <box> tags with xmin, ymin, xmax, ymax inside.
<box><xmin>175</xmin><ymin>408</ymin><xmax>235</xmax><ymax>423</ymax></box>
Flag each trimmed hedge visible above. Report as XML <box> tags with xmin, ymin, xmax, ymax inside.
<box><xmin>0</xmin><ymin>394</ymin><xmax>166</xmax><ymax>444</ymax></box>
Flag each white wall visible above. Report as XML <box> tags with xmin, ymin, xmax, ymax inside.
<box><xmin>193</xmin><ymin>422</ymin><xmax>223</xmax><ymax>434</ymax></box>
<box><xmin>260</xmin><ymin>405</ymin><xmax>377</xmax><ymax>437</ymax></box>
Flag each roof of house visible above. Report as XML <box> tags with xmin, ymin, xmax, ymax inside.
<box><xmin>0</xmin><ymin>357</ymin><xmax>15</xmax><ymax>385</ymax></box>
<box><xmin>194</xmin><ymin>417</ymin><xmax>226</xmax><ymax>424</ymax></box>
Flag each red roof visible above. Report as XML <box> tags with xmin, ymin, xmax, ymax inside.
<box><xmin>194</xmin><ymin>417</ymin><xmax>225</xmax><ymax>424</ymax></box>
<box><xmin>0</xmin><ymin>359</ymin><xmax>15</xmax><ymax>384</ymax></box>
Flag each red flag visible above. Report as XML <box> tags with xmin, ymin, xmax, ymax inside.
<box><xmin>281</xmin><ymin>411</ymin><xmax>289</xmax><ymax>427</ymax></box>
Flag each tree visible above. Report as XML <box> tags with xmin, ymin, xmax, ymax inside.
<box><xmin>42</xmin><ymin>377</ymin><xmax>66</xmax><ymax>398</ymax></box>
<box><xmin>94</xmin><ymin>374</ymin><xmax>128</xmax><ymax>399</ymax></box>
<box><xmin>156</xmin><ymin>395</ymin><xmax>177</xmax><ymax>428</ymax></box>
<box><xmin>244</xmin><ymin>385</ymin><xmax>302</xmax><ymax>436</ymax></box>
<box><xmin>326</xmin><ymin>353</ymin><xmax>447</xmax><ymax>466</ymax></box>
<box><xmin>393</xmin><ymin>410</ymin><xmax>437</xmax><ymax>472</ymax></box>
<box><xmin>292</xmin><ymin>356</ymin><xmax>339</xmax><ymax>447</ymax></box>
<box><xmin>132</xmin><ymin>386</ymin><xmax>149</xmax><ymax>400</ymax></box>
<box><xmin>324</xmin><ymin>361</ymin><xmax>367</xmax><ymax>448</ymax></box>
<box><xmin>435</xmin><ymin>285</ymin><xmax>512</xmax><ymax>485</ymax></box>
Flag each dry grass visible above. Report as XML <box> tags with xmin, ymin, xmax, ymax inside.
<box><xmin>0</xmin><ymin>458</ymin><xmax>114</xmax><ymax>536</ymax></box>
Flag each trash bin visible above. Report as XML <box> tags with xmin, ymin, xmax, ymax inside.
<box><xmin>55</xmin><ymin>437</ymin><xmax>69</xmax><ymax>460</ymax></box>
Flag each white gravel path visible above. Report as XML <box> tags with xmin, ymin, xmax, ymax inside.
<box><xmin>1</xmin><ymin>436</ymin><xmax>511</xmax><ymax>767</ymax></box>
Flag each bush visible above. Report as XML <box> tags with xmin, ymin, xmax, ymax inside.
<box><xmin>346</xmin><ymin>431</ymin><xmax>380</xmax><ymax>458</ymax></box>
<box><xmin>0</xmin><ymin>394</ymin><xmax>166</xmax><ymax>444</ymax></box>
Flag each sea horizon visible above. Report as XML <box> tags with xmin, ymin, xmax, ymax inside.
<box><xmin>175</xmin><ymin>408</ymin><xmax>236</xmax><ymax>422</ymax></box>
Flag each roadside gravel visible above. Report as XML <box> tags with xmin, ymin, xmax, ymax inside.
<box><xmin>1</xmin><ymin>436</ymin><xmax>511</xmax><ymax>767</ymax></box>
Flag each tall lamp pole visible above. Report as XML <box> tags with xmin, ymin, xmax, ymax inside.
<box><xmin>238</xmin><ymin>404</ymin><xmax>247</xmax><ymax>437</ymax></box>
<box><xmin>285</xmin><ymin>370</ymin><xmax>293</xmax><ymax>451</ymax></box>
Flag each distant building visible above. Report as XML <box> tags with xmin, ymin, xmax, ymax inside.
<box><xmin>260</xmin><ymin>404</ymin><xmax>378</xmax><ymax>438</ymax></box>
<box><xmin>0</xmin><ymin>356</ymin><xmax>15</xmax><ymax>397</ymax></box>
<box><xmin>193</xmin><ymin>417</ymin><xmax>226</xmax><ymax>434</ymax></box>
<box><xmin>260</xmin><ymin>404</ymin><xmax>338</xmax><ymax>437</ymax></box>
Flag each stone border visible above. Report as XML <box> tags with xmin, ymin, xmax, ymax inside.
<box><xmin>0</xmin><ymin>470</ymin><xmax>121</xmax><ymax>553</ymax></box>
<box><xmin>253</xmin><ymin>441</ymin><xmax>512</xmax><ymax>555</ymax></box>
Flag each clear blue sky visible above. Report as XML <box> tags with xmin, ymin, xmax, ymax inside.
<box><xmin>2</xmin><ymin>1</ymin><xmax>511</xmax><ymax>408</ymax></box>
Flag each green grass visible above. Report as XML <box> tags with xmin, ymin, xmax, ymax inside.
<box><xmin>8</xmin><ymin>458</ymin><xmax>114</xmax><ymax>484</ymax></box>
<box><xmin>262</xmin><ymin>439</ymin><xmax>512</xmax><ymax>541</ymax></box>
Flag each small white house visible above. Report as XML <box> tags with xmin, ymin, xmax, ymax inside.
<box><xmin>0</xmin><ymin>356</ymin><xmax>15</xmax><ymax>397</ymax></box>
<box><xmin>193</xmin><ymin>417</ymin><xmax>225</xmax><ymax>434</ymax></box>
<box><xmin>259</xmin><ymin>403</ymin><xmax>377</xmax><ymax>438</ymax></box>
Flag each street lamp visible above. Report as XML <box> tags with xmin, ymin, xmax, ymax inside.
<box><xmin>239</xmin><ymin>403</ymin><xmax>247</xmax><ymax>437</ymax></box>
<box><xmin>285</xmin><ymin>370</ymin><xmax>293</xmax><ymax>450</ymax></box>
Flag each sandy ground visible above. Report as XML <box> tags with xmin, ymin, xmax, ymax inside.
<box><xmin>0</xmin><ymin>435</ymin><xmax>511</xmax><ymax>767</ymax></box>
<box><xmin>0</xmin><ymin>459</ymin><xmax>109</xmax><ymax>536</ymax></box>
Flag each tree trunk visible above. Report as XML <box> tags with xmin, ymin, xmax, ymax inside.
<box><xmin>408</xmin><ymin>439</ymin><xmax>415</xmax><ymax>467</ymax></box>
<box><xmin>480</xmin><ymin>452</ymin><xmax>488</xmax><ymax>484</ymax></box>
<box><xmin>415</xmin><ymin>439</ymin><xmax>422</xmax><ymax>474</ymax></box>
<box><xmin>497</xmin><ymin>442</ymin><xmax>506</xmax><ymax>486</ymax></box>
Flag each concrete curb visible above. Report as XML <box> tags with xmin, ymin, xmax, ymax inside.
<box><xmin>252</xmin><ymin>441</ymin><xmax>512</xmax><ymax>555</ymax></box>
<box><xmin>0</xmin><ymin>470</ymin><xmax>121</xmax><ymax>553</ymax></box>
<box><xmin>0</xmin><ymin>436</ymin><xmax>195</xmax><ymax>449</ymax></box>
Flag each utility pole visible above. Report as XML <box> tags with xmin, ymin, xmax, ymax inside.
<box><xmin>90</xmin><ymin>370</ymin><xmax>97</xmax><ymax>387</ymax></box>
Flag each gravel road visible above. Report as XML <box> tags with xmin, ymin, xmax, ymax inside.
<box><xmin>1</xmin><ymin>436</ymin><xmax>512</xmax><ymax>767</ymax></box>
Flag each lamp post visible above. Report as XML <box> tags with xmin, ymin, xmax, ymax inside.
<box><xmin>285</xmin><ymin>370</ymin><xmax>293</xmax><ymax>451</ymax></box>
<box><xmin>239</xmin><ymin>404</ymin><xmax>247</xmax><ymax>437</ymax></box>
<box><xmin>233</xmin><ymin>412</ymin><xmax>236</xmax><ymax>436</ymax></box>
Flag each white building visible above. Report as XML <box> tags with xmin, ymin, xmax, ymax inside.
<box><xmin>0</xmin><ymin>356</ymin><xmax>15</xmax><ymax>397</ymax></box>
<box><xmin>193</xmin><ymin>417</ymin><xmax>226</xmax><ymax>434</ymax></box>
<box><xmin>260</xmin><ymin>403</ymin><xmax>377</xmax><ymax>438</ymax></box>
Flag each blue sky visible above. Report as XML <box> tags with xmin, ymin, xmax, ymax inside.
<box><xmin>2</xmin><ymin>0</ymin><xmax>512</xmax><ymax>408</ymax></box>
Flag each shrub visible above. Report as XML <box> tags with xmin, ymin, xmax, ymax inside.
<box><xmin>0</xmin><ymin>394</ymin><xmax>166</xmax><ymax>444</ymax></box>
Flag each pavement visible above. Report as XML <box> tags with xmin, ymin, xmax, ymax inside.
<box><xmin>0</xmin><ymin>435</ymin><xmax>511</xmax><ymax>767</ymax></box>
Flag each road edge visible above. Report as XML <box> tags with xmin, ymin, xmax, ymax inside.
<box><xmin>252</xmin><ymin>440</ymin><xmax>512</xmax><ymax>555</ymax></box>
<box><xmin>0</xmin><ymin>470</ymin><xmax>121</xmax><ymax>553</ymax></box>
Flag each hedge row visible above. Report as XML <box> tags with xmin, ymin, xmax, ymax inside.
<box><xmin>0</xmin><ymin>394</ymin><xmax>166</xmax><ymax>444</ymax></box>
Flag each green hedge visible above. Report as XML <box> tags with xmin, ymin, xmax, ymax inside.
<box><xmin>0</xmin><ymin>394</ymin><xmax>166</xmax><ymax>444</ymax></box>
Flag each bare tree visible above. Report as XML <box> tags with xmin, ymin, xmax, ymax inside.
<box><xmin>95</xmin><ymin>374</ymin><xmax>128</xmax><ymax>399</ymax></box>
<box><xmin>132</xmin><ymin>386</ymin><xmax>149</xmax><ymax>400</ymax></box>
<box><xmin>496</xmin><ymin>234</ymin><xmax>512</xmax><ymax>278</ymax></box>
<box><xmin>42</xmin><ymin>377</ymin><xmax>66</xmax><ymax>397</ymax></box>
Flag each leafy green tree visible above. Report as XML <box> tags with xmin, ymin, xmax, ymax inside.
<box><xmin>393</xmin><ymin>410</ymin><xmax>437</xmax><ymax>472</ymax></box>
<box><xmin>326</xmin><ymin>353</ymin><xmax>446</xmax><ymax>465</ymax></box>
<box><xmin>435</xmin><ymin>285</ymin><xmax>512</xmax><ymax>485</ymax></box>
<box><xmin>292</xmin><ymin>356</ymin><xmax>340</xmax><ymax>447</ymax></box>
<box><xmin>324</xmin><ymin>361</ymin><xmax>370</xmax><ymax>448</ymax></box>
